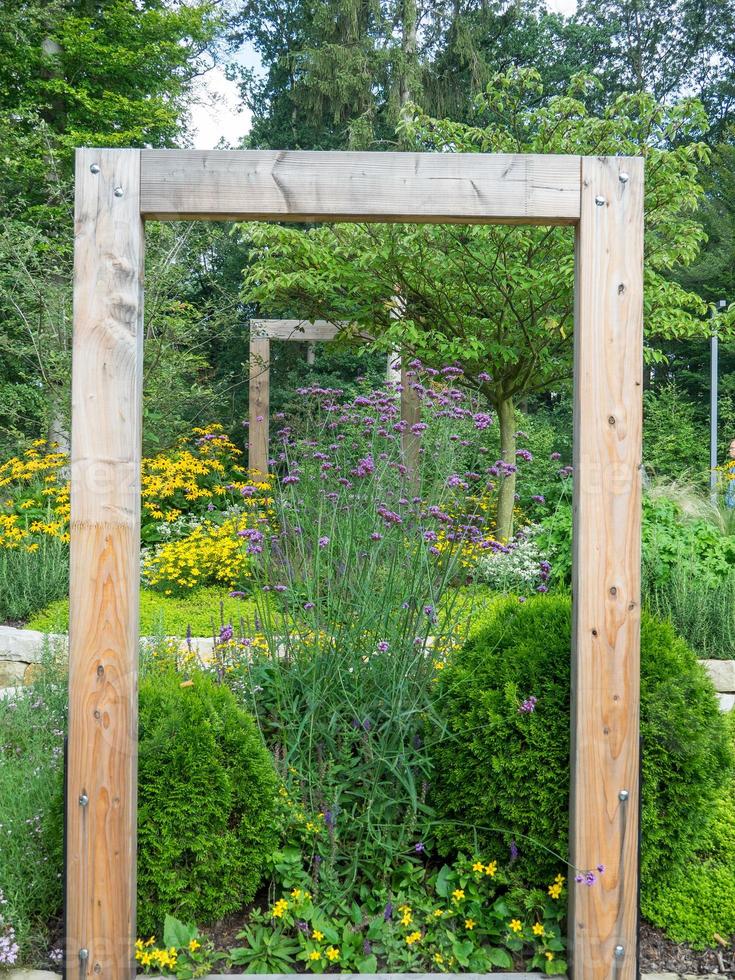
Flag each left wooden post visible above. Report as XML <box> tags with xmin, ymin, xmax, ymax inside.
<box><xmin>66</xmin><ymin>148</ymin><xmax>144</xmax><ymax>980</ymax></box>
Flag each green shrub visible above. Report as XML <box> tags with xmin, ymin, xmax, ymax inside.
<box><xmin>26</xmin><ymin>586</ymin><xmax>259</xmax><ymax>636</ymax></box>
<box><xmin>0</xmin><ymin>537</ymin><xmax>68</xmax><ymax>623</ymax></box>
<box><xmin>643</xmin><ymin>783</ymin><xmax>735</xmax><ymax>948</ymax></box>
<box><xmin>0</xmin><ymin>664</ymin><xmax>279</xmax><ymax>962</ymax></box>
<box><xmin>137</xmin><ymin>671</ymin><xmax>279</xmax><ymax>934</ymax></box>
<box><xmin>644</xmin><ymin>561</ymin><xmax>735</xmax><ymax>659</ymax></box>
<box><xmin>430</xmin><ymin>595</ymin><xmax>733</xmax><ymax>912</ymax></box>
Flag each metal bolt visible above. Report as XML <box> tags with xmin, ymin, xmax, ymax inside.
<box><xmin>619</xmin><ymin>172</ymin><xmax>629</xmax><ymax>184</ymax></box>
<box><xmin>79</xmin><ymin>949</ymin><xmax>89</xmax><ymax>961</ymax></box>
<box><xmin>595</xmin><ymin>195</ymin><xmax>606</xmax><ymax>206</ymax></box>
<box><xmin>618</xmin><ymin>789</ymin><xmax>629</xmax><ymax>802</ymax></box>
<box><xmin>614</xmin><ymin>945</ymin><xmax>625</xmax><ymax>959</ymax></box>
<box><xmin>89</xmin><ymin>164</ymin><xmax>100</xmax><ymax>175</ymax></box>
<box><xmin>79</xmin><ymin>793</ymin><xmax>89</xmax><ymax>807</ymax></box>
<box><xmin>113</xmin><ymin>186</ymin><xmax>124</xmax><ymax>198</ymax></box>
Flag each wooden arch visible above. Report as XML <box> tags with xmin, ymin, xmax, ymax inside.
<box><xmin>68</xmin><ymin>148</ymin><xmax>643</xmax><ymax>980</ymax></box>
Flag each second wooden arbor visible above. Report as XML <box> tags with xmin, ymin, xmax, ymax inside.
<box><xmin>67</xmin><ymin>148</ymin><xmax>643</xmax><ymax>980</ymax></box>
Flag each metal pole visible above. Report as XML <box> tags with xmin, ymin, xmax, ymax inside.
<box><xmin>711</xmin><ymin>299</ymin><xmax>727</xmax><ymax>502</ymax></box>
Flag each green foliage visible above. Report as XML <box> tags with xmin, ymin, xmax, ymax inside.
<box><xmin>230</xmin><ymin>852</ymin><xmax>567</xmax><ymax>974</ymax></box>
<box><xmin>539</xmin><ymin>493</ymin><xmax>735</xmax><ymax>589</ymax></box>
<box><xmin>644</xmin><ymin>562</ymin><xmax>735</xmax><ymax>660</ymax></box>
<box><xmin>0</xmin><ymin>645</ymin><xmax>66</xmax><ymax>962</ymax></box>
<box><xmin>0</xmin><ymin>536</ymin><xmax>69</xmax><ymax>622</ymax></box>
<box><xmin>643</xmin><ymin>717</ymin><xmax>735</xmax><ymax>948</ymax></box>
<box><xmin>644</xmin><ymin>382</ymin><xmax>709</xmax><ymax>479</ymax></box>
<box><xmin>26</xmin><ymin>586</ymin><xmax>258</xmax><ymax>637</ymax></box>
<box><xmin>430</xmin><ymin>595</ymin><xmax>733</xmax><ymax>911</ymax></box>
<box><xmin>137</xmin><ymin>671</ymin><xmax>279</xmax><ymax>935</ymax></box>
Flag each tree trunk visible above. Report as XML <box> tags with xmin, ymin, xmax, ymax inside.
<box><xmin>495</xmin><ymin>395</ymin><xmax>516</xmax><ymax>542</ymax></box>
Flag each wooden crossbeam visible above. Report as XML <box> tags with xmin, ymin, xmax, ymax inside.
<box><xmin>139</xmin><ymin>149</ymin><xmax>581</xmax><ymax>224</ymax></box>
<box><xmin>250</xmin><ymin>319</ymin><xmax>344</xmax><ymax>342</ymax></box>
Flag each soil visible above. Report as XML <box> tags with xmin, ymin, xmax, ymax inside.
<box><xmin>639</xmin><ymin>921</ymin><xmax>735</xmax><ymax>976</ymax></box>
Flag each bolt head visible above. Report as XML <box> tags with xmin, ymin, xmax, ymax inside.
<box><xmin>113</xmin><ymin>186</ymin><xmax>124</xmax><ymax>198</ymax></box>
<box><xmin>619</xmin><ymin>172</ymin><xmax>630</xmax><ymax>183</ymax></box>
<box><xmin>89</xmin><ymin>164</ymin><xmax>100</xmax><ymax>174</ymax></box>
<box><xmin>79</xmin><ymin>949</ymin><xmax>89</xmax><ymax>961</ymax></box>
<box><xmin>618</xmin><ymin>789</ymin><xmax>629</xmax><ymax>802</ymax></box>
<box><xmin>614</xmin><ymin>945</ymin><xmax>625</xmax><ymax>958</ymax></box>
<box><xmin>79</xmin><ymin>793</ymin><xmax>89</xmax><ymax>806</ymax></box>
<box><xmin>595</xmin><ymin>195</ymin><xmax>606</xmax><ymax>206</ymax></box>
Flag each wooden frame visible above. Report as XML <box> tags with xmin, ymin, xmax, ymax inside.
<box><xmin>68</xmin><ymin>148</ymin><xmax>643</xmax><ymax>980</ymax></box>
<box><xmin>247</xmin><ymin>319</ymin><xmax>420</xmax><ymax>479</ymax></box>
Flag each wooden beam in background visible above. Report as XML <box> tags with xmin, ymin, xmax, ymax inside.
<box><xmin>569</xmin><ymin>155</ymin><xmax>643</xmax><ymax>980</ymax></box>
<box><xmin>140</xmin><ymin>150</ymin><xmax>581</xmax><ymax>224</ymax></box>
<box><xmin>66</xmin><ymin>148</ymin><xmax>144</xmax><ymax>980</ymax></box>
<box><xmin>250</xmin><ymin>319</ymin><xmax>343</xmax><ymax>342</ymax></box>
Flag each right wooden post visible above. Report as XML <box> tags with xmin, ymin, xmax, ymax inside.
<box><xmin>570</xmin><ymin>155</ymin><xmax>644</xmax><ymax>980</ymax></box>
<box><xmin>248</xmin><ymin>333</ymin><xmax>270</xmax><ymax>475</ymax></box>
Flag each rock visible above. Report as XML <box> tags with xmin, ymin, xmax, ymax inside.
<box><xmin>700</xmin><ymin>659</ymin><xmax>735</xmax><ymax>693</ymax></box>
<box><xmin>6</xmin><ymin>971</ymin><xmax>61</xmax><ymax>980</ymax></box>
<box><xmin>0</xmin><ymin>625</ymin><xmax>54</xmax><ymax>662</ymax></box>
<box><xmin>716</xmin><ymin>693</ymin><xmax>735</xmax><ymax>712</ymax></box>
<box><xmin>0</xmin><ymin>661</ymin><xmax>27</xmax><ymax>686</ymax></box>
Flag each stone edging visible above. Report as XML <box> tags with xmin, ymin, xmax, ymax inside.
<box><xmin>1</xmin><ymin>625</ymin><xmax>734</xmax><ymax>711</ymax></box>
<box><xmin>1</xmin><ymin>970</ymin><xmax>728</xmax><ymax>980</ymax></box>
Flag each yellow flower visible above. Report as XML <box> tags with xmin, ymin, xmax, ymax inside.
<box><xmin>545</xmin><ymin>952</ymin><xmax>554</xmax><ymax>962</ymax></box>
<box><xmin>433</xmin><ymin>909</ymin><xmax>443</xmax><ymax>918</ymax></box>
<box><xmin>555</xmin><ymin>873</ymin><xmax>565</xmax><ymax>885</ymax></box>
<box><xmin>271</xmin><ymin>898</ymin><xmax>289</xmax><ymax>918</ymax></box>
<box><xmin>509</xmin><ymin>919</ymin><xmax>523</xmax><ymax>934</ymax></box>
<box><xmin>291</xmin><ymin>888</ymin><xmax>303</xmax><ymax>899</ymax></box>
<box><xmin>433</xmin><ymin>953</ymin><xmax>444</xmax><ymax>964</ymax></box>
<box><xmin>532</xmin><ymin>923</ymin><xmax>545</xmax><ymax>937</ymax></box>
<box><xmin>309</xmin><ymin>951</ymin><xmax>321</xmax><ymax>961</ymax></box>
<box><xmin>325</xmin><ymin>946</ymin><xmax>340</xmax><ymax>962</ymax></box>
<box><xmin>464</xmin><ymin>919</ymin><xmax>475</xmax><ymax>930</ymax></box>
<box><xmin>548</xmin><ymin>882</ymin><xmax>562</xmax><ymax>900</ymax></box>
<box><xmin>188</xmin><ymin>939</ymin><xmax>201</xmax><ymax>951</ymax></box>
<box><xmin>485</xmin><ymin>861</ymin><xmax>497</xmax><ymax>877</ymax></box>
<box><xmin>312</xmin><ymin>930</ymin><xmax>324</xmax><ymax>941</ymax></box>
<box><xmin>451</xmin><ymin>889</ymin><xmax>465</xmax><ymax>902</ymax></box>
<box><xmin>400</xmin><ymin>911</ymin><xmax>413</xmax><ymax>926</ymax></box>
<box><xmin>405</xmin><ymin>931</ymin><xmax>422</xmax><ymax>946</ymax></box>
<box><xmin>472</xmin><ymin>861</ymin><xmax>484</xmax><ymax>873</ymax></box>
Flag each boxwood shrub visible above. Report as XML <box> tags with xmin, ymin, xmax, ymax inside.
<box><xmin>430</xmin><ymin>594</ymin><xmax>733</xmax><ymax>910</ymax></box>
<box><xmin>137</xmin><ymin>672</ymin><xmax>279</xmax><ymax>934</ymax></box>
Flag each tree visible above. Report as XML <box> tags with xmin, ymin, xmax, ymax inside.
<box><xmin>0</xmin><ymin>0</ymin><xmax>226</xmax><ymax>452</ymax></box>
<box><xmin>237</xmin><ymin>69</ymin><xmax>720</xmax><ymax>540</ymax></box>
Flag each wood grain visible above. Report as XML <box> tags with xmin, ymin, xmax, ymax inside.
<box><xmin>248</xmin><ymin>335</ymin><xmax>270</xmax><ymax>474</ymax></box>
<box><xmin>139</xmin><ymin>150</ymin><xmax>581</xmax><ymax>224</ymax></box>
<box><xmin>569</xmin><ymin>156</ymin><xmax>643</xmax><ymax>980</ymax></box>
<box><xmin>250</xmin><ymin>319</ymin><xmax>343</xmax><ymax>342</ymax></box>
<box><xmin>400</xmin><ymin>362</ymin><xmax>421</xmax><ymax>486</ymax></box>
<box><xmin>66</xmin><ymin>148</ymin><xmax>144</xmax><ymax>980</ymax></box>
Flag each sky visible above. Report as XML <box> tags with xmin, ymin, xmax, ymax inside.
<box><xmin>188</xmin><ymin>0</ymin><xmax>579</xmax><ymax>149</ymax></box>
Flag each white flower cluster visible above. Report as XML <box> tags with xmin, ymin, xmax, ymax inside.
<box><xmin>475</xmin><ymin>526</ymin><xmax>549</xmax><ymax>592</ymax></box>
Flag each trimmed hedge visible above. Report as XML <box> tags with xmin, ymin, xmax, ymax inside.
<box><xmin>430</xmin><ymin>595</ymin><xmax>734</xmax><ymax>910</ymax></box>
<box><xmin>137</xmin><ymin>672</ymin><xmax>279</xmax><ymax>934</ymax></box>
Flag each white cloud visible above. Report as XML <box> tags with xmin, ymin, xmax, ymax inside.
<box><xmin>189</xmin><ymin>64</ymin><xmax>252</xmax><ymax>149</ymax></box>
<box><xmin>546</xmin><ymin>0</ymin><xmax>577</xmax><ymax>15</ymax></box>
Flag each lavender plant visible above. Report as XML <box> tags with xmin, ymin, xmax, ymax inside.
<box><xmin>224</xmin><ymin>371</ymin><xmax>507</xmax><ymax>894</ymax></box>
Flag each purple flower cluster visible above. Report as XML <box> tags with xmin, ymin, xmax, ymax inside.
<box><xmin>518</xmin><ymin>695</ymin><xmax>538</xmax><ymax>714</ymax></box>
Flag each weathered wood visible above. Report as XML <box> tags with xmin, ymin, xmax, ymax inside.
<box><xmin>250</xmin><ymin>319</ymin><xmax>343</xmax><ymax>342</ymax></box>
<box><xmin>139</xmin><ymin>149</ymin><xmax>582</xmax><ymax>224</ymax></box>
<box><xmin>400</xmin><ymin>361</ymin><xmax>421</xmax><ymax>487</ymax></box>
<box><xmin>248</xmin><ymin>335</ymin><xmax>270</xmax><ymax>474</ymax></box>
<box><xmin>569</xmin><ymin>156</ymin><xmax>643</xmax><ymax>980</ymax></box>
<box><xmin>66</xmin><ymin>148</ymin><xmax>144</xmax><ymax>980</ymax></box>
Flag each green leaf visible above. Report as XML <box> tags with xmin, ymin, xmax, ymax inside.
<box><xmin>163</xmin><ymin>915</ymin><xmax>198</xmax><ymax>949</ymax></box>
<box><xmin>487</xmin><ymin>947</ymin><xmax>513</xmax><ymax>968</ymax></box>
<box><xmin>356</xmin><ymin>954</ymin><xmax>378</xmax><ymax>973</ymax></box>
<box><xmin>435</xmin><ymin>863</ymin><xmax>453</xmax><ymax>897</ymax></box>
